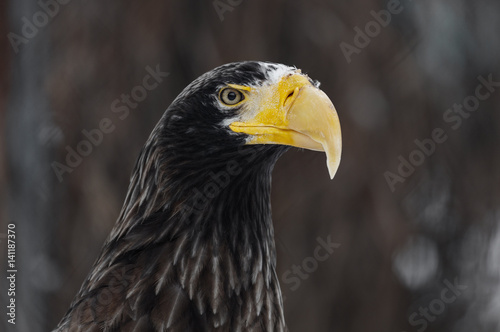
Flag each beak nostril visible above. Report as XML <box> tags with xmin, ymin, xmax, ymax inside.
<box><xmin>284</xmin><ymin>87</ymin><xmax>299</xmax><ymax>108</ymax></box>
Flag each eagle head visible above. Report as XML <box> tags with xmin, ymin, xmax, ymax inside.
<box><xmin>157</xmin><ymin>61</ymin><xmax>341</xmax><ymax>179</ymax></box>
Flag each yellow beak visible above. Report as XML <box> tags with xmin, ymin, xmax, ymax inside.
<box><xmin>229</xmin><ymin>74</ymin><xmax>342</xmax><ymax>179</ymax></box>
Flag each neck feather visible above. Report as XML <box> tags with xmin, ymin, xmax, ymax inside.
<box><xmin>77</xmin><ymin>140</ymin><xmax>288</xmax><ymax>330</ymax></box>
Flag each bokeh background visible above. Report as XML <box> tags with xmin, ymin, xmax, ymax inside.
<box><xmin>2</xmin><ymin>0</ymin><xmax>500</xmax><ymax>331</ymax></box>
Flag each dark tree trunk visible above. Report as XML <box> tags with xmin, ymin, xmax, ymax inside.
<box><xmin>3</xmin><ymin>0</ymin><xmax>61</xmax><ymax>331</ymax></box>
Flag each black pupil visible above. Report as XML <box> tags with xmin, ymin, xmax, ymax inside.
<box><xmin>227</xmin><ymin>91</ymin><xmax>237</xmax><ymax>101</ymax></box>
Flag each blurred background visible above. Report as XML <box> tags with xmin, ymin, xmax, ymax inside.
<box><xmin>1</xmin><ymin>0</ymin><xmax>500</xmax><ymax>331</ymax></box>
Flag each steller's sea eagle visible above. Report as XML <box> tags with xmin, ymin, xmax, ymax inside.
<box><xmin>55</xmin><ymin>61</ymin><xmax>342</xmax><ymax>331</ymax></box>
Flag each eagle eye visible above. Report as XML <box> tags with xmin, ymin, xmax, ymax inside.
<box><xmin>219</xmin><ymin>88</ymin><xmax>244</xmax><ymax>106</ymax></box>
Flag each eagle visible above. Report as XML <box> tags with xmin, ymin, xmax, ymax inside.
<box><xmin>55</xmin><ymin>61</ymin><xmax>342</xmax><ymax>331</ymax></box>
